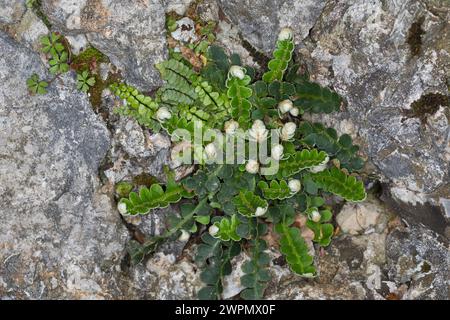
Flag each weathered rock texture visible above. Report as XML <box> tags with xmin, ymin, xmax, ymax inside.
<box><xmin>0</xmin><ymin>31</ymin><xmax>129</xmax><ymax>299</ymax></box>
<box><xmin>41</xmin><ymin>0</ymin><xmax>167</xmax><ymax>91</ymax></box>
<box><xmin>217</xmin><ymin>0</ymin><xmax>327</xmax><ymax>53</ymax></box>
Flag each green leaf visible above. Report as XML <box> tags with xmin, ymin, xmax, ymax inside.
<box><xmin>268</xmin><ymin>81</ymin><xmax>295</xmax><ymax>100</ymax></box>
<box><xmin>110</xmin><ymin>82</ymin><xmax>161</xmax><ymax>132</ymax></box>
<box><xmin>294</xmin><ymin>81</ymin><xmax>341</xmax><ymax>114</ymax></box>
<box><xmin>211</xmin><ymin>214</ymin><xmax>241</xmax><ymax>241</ymax></box>
<box><xmin>262</xmin><ymin>39</ymin><xmax>295</xmax><ymax>83</ymax></box>
<box><xmin>306</xmin><ymin>219</ymin><xmax>334</xmax><ymax>247</ymax></box>
<box><xmin>233</xmin><ymin>191</ymin><xmax>268</xmax><ymax>217</ymax></box>
<box><xmin>310</xmin><ymin>167</ymin><xmax>367</xmax><ymax>202</ymax></box>
<box><xmin>298</xmin><ymin>122</ymin><xmax>364</xmax><ymax>171</ymax></box>
<box><xmin>272</xmin><ymin>149</ymin><xmax>329</xmax><ymax>179</ymax></box>
<box><xmin>257</xmin><ymin>180</ymin><xmax>293</xmax><ymax>200</ymax></box>
<box><xmin>240</xmin><ymin>220</ymin><xmax>271</xmax><ymax>300</ymax></box>
<box><xmin>226</xmin><ymin>74</ymin><xmax>253</xmax><ymax>129</ymax></box>
<box><xmin>275</xmin><ymin>223</ymin><xmax>316</xmax><ymax>276</ymax></box>
<box><xmin>119</xmin><ymin>174</ymin><xmax>193</xmax><ymax>215</ymax></box>
<box><xmin>197</xmin><ymin>239</ymin><xmax>241</xmax><ymax>300</ymax></box>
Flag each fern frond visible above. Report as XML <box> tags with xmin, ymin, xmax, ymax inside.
<box><xmin>257</xmin><ymin>180</ymin><xmax>293</xmax><ymax>200</ymax></box>
<box><xmin>294</xmin><ymin>81</ymin><xmax>341</xmax><ymax>114</ymax></box>
<box><xmin>226</xmin><ymin>74</ymin><xmax>253</xmax><ymax>129</ymax></box>
<box><xmin>233</xmin><ymin>191</ymin><xmax>268</xmax><ymax>218</ymax></box>
<box><xmin>310</xmin><ymin>167</ymin><xmax>366</xmax><ymax>202</ymax></box>
<box><xmin>272</xmin><ymin>149</ymin><xmax>329</xmax><ymax>179</ymax></box>
<box><xmin>275</xmin><ymin>223</ymin><xmax>316</xmax><ymax>276</ymax></box>
<box><xmin>262</xmin><ymin>39</ymin><xmax>295</xmax><ymax>83</ymax></box>
<box><xmin>298</xmin><ymin>122</ymin><xmax>364</xmax><ymax>171</ymax></box>
<box><xmin>119</xmin><ymin>175</ymin><xmax>193</xmax><ymax>215</ymax></box>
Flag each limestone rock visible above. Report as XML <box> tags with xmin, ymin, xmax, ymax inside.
<box><xmin>0</xmin><ymin>31</ymin><xmax>129</xmax><ymax>299</ymax></box>
<box><xmin>41</xmin><ymin>0</ymin><xmax>167</xmax><ymax>91</ymax></box>
<box><xmin>217</xmin><ymin>0</ymin><xmax>327</xmax><ymax>53</ymax></box>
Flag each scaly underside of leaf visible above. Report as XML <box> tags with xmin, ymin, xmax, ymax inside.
<box><xmin>311</xmin><ymin>167</ymin><xmax>367</xmax><ymax>202</ymax></box>
<box><xmin>262</xmin><ymin>39</ymin><xmax>295</xmax><ymax>83</ymax></box>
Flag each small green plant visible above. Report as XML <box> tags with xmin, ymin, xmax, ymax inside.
<box><xmin>111</xmin><ymin>25</ymin><xmax>368</xmax><ymax>300</ymax></box>
<box><xmin>48</xmin><ymin>50</ymin><xmax>69</xmax><ymax>74</ymax></box>
<box><xmin>26</xmin><ymin>32</ymin><xmax>74</xmax><ymax>95</ymax></box>
<box><xmin>76</xmin><ymin>70</ymin><xmax>96</xmax><ymax>92</ymax></box>
<box><xmin>26</xmin><ymin>74</ymin><xmax>48</xmax><ymax>94</ymax></box>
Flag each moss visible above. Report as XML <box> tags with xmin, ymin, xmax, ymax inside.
<box><xmin>406</xmin><ymin>17</ymin><xmax>425</xmax><ymax>57</ymax></box>
<box><xmin>115</xmin><ymin>181</ymin><xmax>133</xmax><ymax>198</ymax></box>
<box><xmin>132</xmin><ymin>173</ymin><xmax>159</xmax><ymax>187</ymax></box>
<box><xmin>71</xmin><ymin>46</ymin><xmax>109</xmax><ymax>72</ymax></box>
<box><xmin>88</xmin><ymin>71</ymin><xmax>121</xmax><ymax>112</ymax></box>
<box><xmin>407</xmin><ymin>92</ymin><xmax>449</xmax><ymax>123</ymax></box>
<box><xmin>70</xmin><ymin>46</ymin><xmax>121</xmax><ymax>111</ymax></box>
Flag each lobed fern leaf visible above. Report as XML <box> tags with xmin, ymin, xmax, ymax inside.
<box><xmin>275</xmin><ymin>223</ymin><xmax>316</xmax><ymax>276</ymax></box>
<box><xmin>257</xmin><ymin>180</ymin><xmax>293</xmax><ymax>200</ymax></box>
<box><xmin>271</xmin><ymin>149</ymin><xmax>329</xmax><ymax>179</ymax></box>
<box><xmin>294</xmin><ymin>81</ymin><xmax>341</xmax><ymax>114</ymax></box>
<box><xmin>298</xmin><ymin>122</ymin><xmax>364</xmax><ymax>171</ymax></box>
<box><xmin>262</xmin><ymin>39</ymin><xmax>295</xmax><ymax>83</ymax></box>
<box><xmin>310</xmin><ymin>167</ymin><xmax>367</xmax><ymax>202</ymax></box>
<box><xmin>119</xmin><ymin>175</ymin><xmax>193</xmax><ymax>215</ymax></box>
<box><xmin>226</xmin><ymin>73</ymin><xmax>253</xmax><ymax>129</ymax></box>
<box><xmin>233</xmin><ymin>191</ymin><xmax>268</xmax><ymax>218</ymax></box>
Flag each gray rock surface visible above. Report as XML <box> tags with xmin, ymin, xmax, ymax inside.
<box><xmin>0</xmin><ymin>31</ymin><xmax>129</xmax><ymax>299</ymax></box>
<box><xmin>0</xmin><ymin>0</ymin><xmax>25</xmax><ymax>25</ymax></box>
<box><xmin>301</xmin><ymin>0</ymin><xmax>450</xmax><ymax>233</ymax></box>
<box><xmin>41</xmin><ymin>0</ymin><xmax>167</xmax><ymax>91</ymax></box>
<box><xmin>217</xmin><ymin>0</ymin><xmax>327</xmax><ymax>53</ymax></box>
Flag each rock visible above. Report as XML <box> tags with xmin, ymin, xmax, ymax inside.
<box><xmin>217</xmin><ymin>0</ymin><xmax>327</xmax><ymax>53</ymax></box>
<box><xmin>164</xmin><ymin>0</ymin><xmax>193</xmax><ymax>15</ymax></box>
<box><xmin>301</xmin><ymin>0</ymin><xmax>449</xmax><ymax>233</ymax></box>
<box><xmin>41</xmin><ymin>0</ymin><xmax>167</xmax><ymax>91</ymax></box>
<box><xmin>386</xmin><ymin>224</ymin><xmax>449</xmax><ymax>300</ymax></box>
<box><xmin>0</xmin><ymin>0</ymin><xmax>25</xmax><ymax>25</ymax></box>
<box><xmin>171</xmin><ymin>17</ymin><xmax>197</xmax><ymax>44</ymax></box>
<box><xmin>0</xmin><ymin>31</ymin><xmax>130</xmax><ymax>299</ymax></box>
<box><xmin>0</xmin><ymin>4</ymin><xmax>48</xmax><ymax>52</ymax></box>
<box><xmin>125</xmin><ymin>251</ymin><xmax>203</xmax><ymax>299</ymax></box>
<box><xmin>337</xmin><ymin>199</ymin><xmax>385</xmax><ymax>235</ymax></box>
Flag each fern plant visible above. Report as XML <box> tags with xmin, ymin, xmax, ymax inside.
<box><xmin>113</xmin><ymin>26</ymin><xmax>368</xmax><ymax>300</ymax></box>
